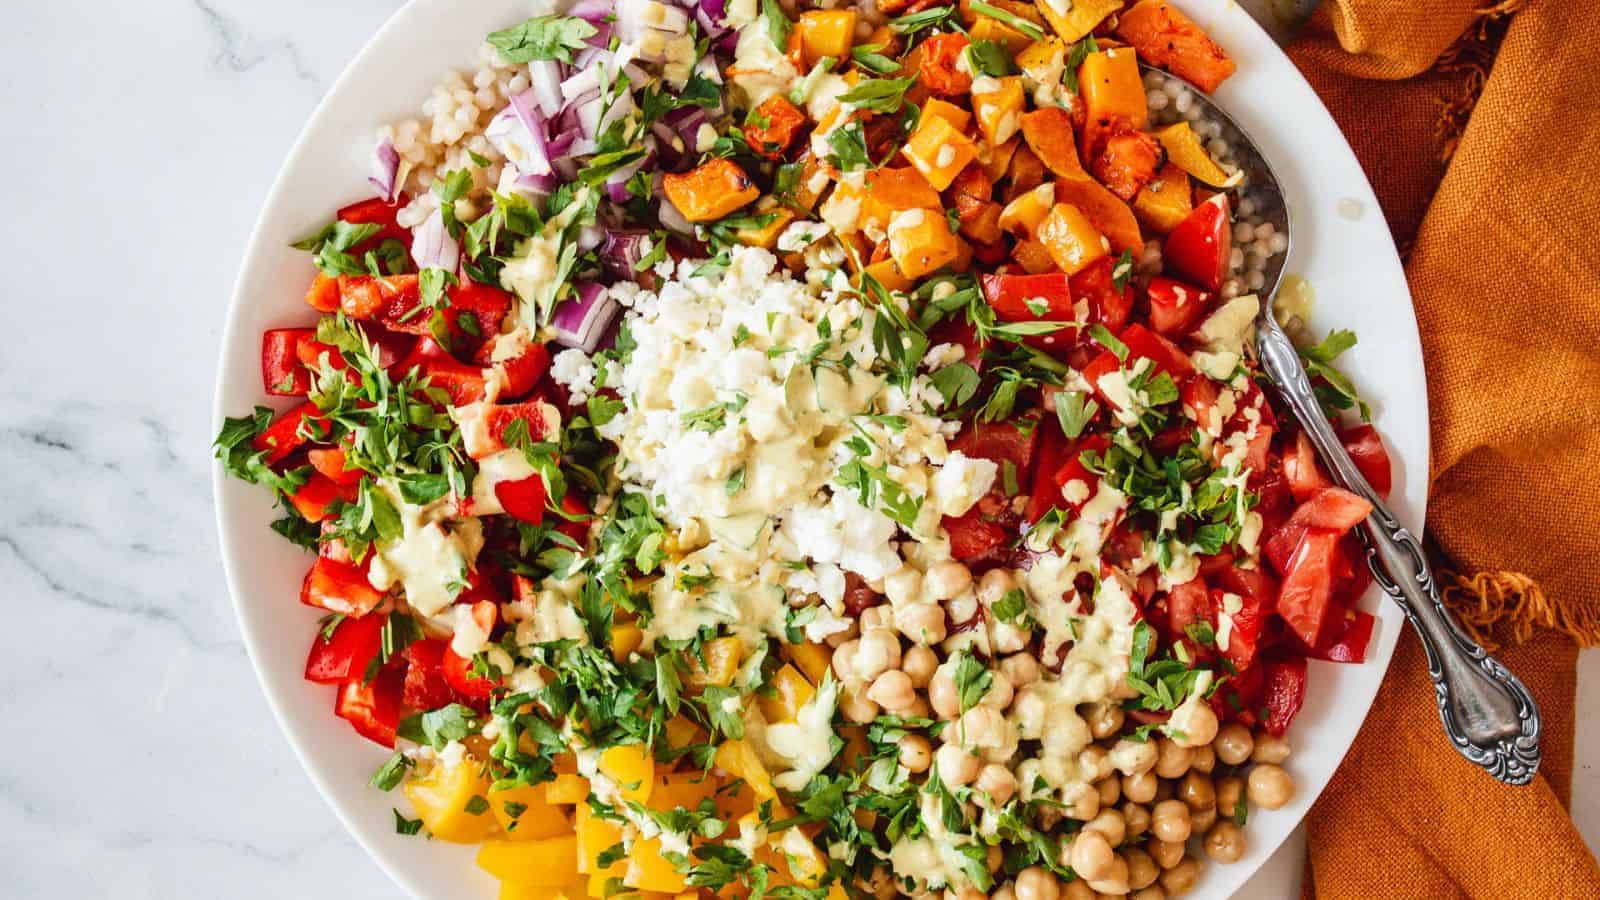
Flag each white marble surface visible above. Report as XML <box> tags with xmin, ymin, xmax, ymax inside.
<box><xmin>1</xmin><ymin>1</ymin><xmax>1595</xmax><ymax>898</ymax></box>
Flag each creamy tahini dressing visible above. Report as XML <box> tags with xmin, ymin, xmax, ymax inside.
<box><xmin>366</xmin><ymin>483</ymin><xmax>484</xmax><ymax>618</ymax></box>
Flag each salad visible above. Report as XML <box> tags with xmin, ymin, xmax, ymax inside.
<box><xmin>216</xmin><ymin>0</ymin><xmax>1394</xmax><ymax>897</ymax></box>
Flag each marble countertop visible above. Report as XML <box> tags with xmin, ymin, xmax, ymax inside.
<box><xmin>2</xmin><ymin>1</ymin><xmax>1595</xmax><ymax>897</ymax></box>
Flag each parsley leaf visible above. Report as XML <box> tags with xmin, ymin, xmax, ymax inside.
<box><xmin>761</xmin><ymin>0</ymin><xmax>791</xmax><ymax>50</ymax></box>
<box><xmin>929</xmin><ymin>363</ymin><xmax>980</xmax><ymax>410</ymax></box>
<box><xmin>487</xmin><ymin>15</ymin><xmax>599</xmax><ymax>64</ymax></box>
<box><xmin>1053</xmin><ymin>390</ymin><xmax>1099</xmax><ymax>439</ymax></box>
<box><xmin>838</xmin><ymin>76</ymin><xmax>916</xmax><ymax>114</ymax></box>
<box><xmin>951</xmin><ymin>650</ymin><xmax>993</xmax><ymax>714</ymax></box>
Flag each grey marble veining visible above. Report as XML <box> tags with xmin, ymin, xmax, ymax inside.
<box><xmin>2</xmin><ymin>1</ymin><xmax>1594</xmax><ymax>898</ymax></box>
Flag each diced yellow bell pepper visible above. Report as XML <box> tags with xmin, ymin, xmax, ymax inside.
<box><xmin>649</xmin><ymin>772</ymin><xmax>719</xmax><ymax>812</ymax></box>
<box><xmin>403</xmin><ymin>757</ymin><xmax>497</xmax><ymax>844</ymax></box>
<box><xmin>796</xmin><ymin>10</ymin><xmax>857</xmax><ymax>65</ymax></box>
<box><xmin>1155</xmin><ymin>121</ymin><xmax>1233</xmax><ymax>187</ymax></box>
<box><xmin>972</xmin><ymin>76</ymin><xmax>1025</xmax><ymax>149</ymax></box>
<box><xmin>1133</xmin><ymin>161</ymin><xmax>1194</xmax><ymax>233</ymax></box>
<box><xmin>609</xmin><ymin>623</ymin><xmax>644</xmax><ymax>664</ymax></box>
<box><xmin>1038</xmin><ymin>203</ymin><xmax>1110</xmax><ymax>275</ymax></box>
<box><xmin>685</xmin><ymin>636</ymin><xmax>743</xmax><ymax>688</ymax></box>
<box><xmin>498</xmin><ymin>879</ymin><xmax>587</xmax><ymax>900</ymax></box>
<box><xmin>662</xmin><ymin>715</ymin><xmax>705</xmax><ymax>753</ymax></box>
<box><xmin>1036</xmin><ymin>0</ymin><xmax>1122</xmax><ymax>43</ymax></box>
<box><xmin>736</xmin><ymin>202</ymin><xmax>796</xmax><ymax>250</ymax></box>
<box><xmin>478</xmin><ymin>835</ymin><xmax>582</xmax><ymax>885</ymax></box>
<box><xmin>545</xmin><ymin>773</ymin><xmax>591</xmax><ymax>805</ymax></box>
<box><xmin>978</xmin><ymin>136</ymin><xmax>1022</xmax><ymax>182</ymax></box>
<box><xmin>1079</xmin><ymin>46</ymin><xmax>1148</xmax><ymax>130</ymax></box>
<box><xmin>490</xmin><ymin>783</ymin><xmax>573</xmax><ymax>840</ymax></box>
<box><xmin>758</xmin><ymin>664</ymin><xmax>817</xmax><ymax>724</ymax></box>
<box><xmin>970</xmin><ymin>15</ymin><xmax>1033</xmax><ymax>52</ymax></box>
<box><xmin>714</xmin><ymin>740</ymin><xmax>777</xmax><ymax>801</ymax></box>
<box><xmin>901</xmin><ymin>114</ymin><xmax>979</xmax><ymax>191</ymax></box>
<box><xmin>626</xmin><ymin>837</ymin><xmax>690</xmax><ymax>893</ymax></box>
<box><xmin>780</xmin><ymin>642</ymin><xmax>831</xmax><ymax>685</ymax></box>
<box><xmin>888</xmin><ymin>207</ymin><xmax>965</xmax><ymax>280</ymax></box>
<box><xmin>599</xmin><ymin>745</ymin><xmax>654</xmax><ymax>804</ymax></box>
<box><xmin>922</xmin><ymin>98</ymin><xmax>972</xmax><ymax>132</ymax></box>
<box><xmin>576</xmin><ymin>803</ymin><xmax>626</xmax><ymax>877</ymax></box>
<box><xmin>998</xmin><ymin>183</ymin><xmax>1057</xmax><ymax>236</ymax></box>
<box><xmin>775</xmin><ymin>830</ymin><xmax>830</xmax><ymax>886</ymax></box>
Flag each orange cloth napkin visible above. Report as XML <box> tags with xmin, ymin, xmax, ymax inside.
<box><xmin>1281</xmin><ymin>0</ymin><xmax>1600</xmax><ymax>896</ymax></box>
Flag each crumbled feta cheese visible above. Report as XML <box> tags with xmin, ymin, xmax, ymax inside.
<box><xmin>551</xmin><ymin>347</ymin><xmax>598</xmax><ymax>404</ymax></box>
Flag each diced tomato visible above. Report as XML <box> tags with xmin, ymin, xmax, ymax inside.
<box><xmin>1212</xmin><ymin>586</ymin><xmax>1268</xmax><ymax>673</ymax></box>
<box><xmin>1264</xmin><ymin>486</ymin><xmax>1374</xmax><ymax>574</ymax></box>
<box><xmin>442</xmin><ymin>644</ymin><xmax>499</xmax><ymax>705</ymax></box>
<box><xmin>300</xmin><ymin>556</ymin><xmax>387</xmax><ymax>618</ymax></box>
<box><xmin>943</xmin><ymin>508</ymin><xmax>1010</xmax><ymax>564</ymax></box>
<box><xmin>927</xmin><ymin>316</ymin><xmax>988</xmax><ymax>370</ymax></box>
<box><xmin>305</xmin><ymin>273</ymin><xmax>341</xmax><ymax>313</ymax></box>
<box><xmin>1165</xmin><ymin>194</ymin><xmax>1231</xmax><ymax>291</ymax></box>
<box><xmin>1282</xmin><ymin>430</ymin><xmax>1332</xmax><ymax>503</ymax></box>
<box><xmin>304</xmin><ymin>612</ymin><xmax>387</xmax><ymax>684</ymax></box>
<box><xmin>262</xmin><ymin>328</ymin><xmax>317</xmax><ymax>396</ymax></box>
<box><xmin>1308</xmin><ymin>608</ymin><xmax>1376</xmax><ymax>664</ymax></box>
<box><xmin>308</xmin><ymin>446</ymin><xmax>364</xmax><ymax>487</ymax></box>
<box><xmin>983</xmin><ymin>273</ymin><xmax>1074</xmax><ymax>322</ymax></box>
<box><xmin>1275</xmin><ymin>527</ymin><xmax>1341</xmax><ymax>646</ymax></box>
<box><xmin>1164</xmin><ymin>577</ymin><xmax>1210</xmax><ymax>649</ymax></box>
<box><xmin>287</xmin><ymin>472</ymin><xmax>355</xmax><ymax>522</ymax></box>
<box><xmin>495</xmin><ymin>474</ymin><xmax>549</xmax><ymax>524</ymax></box>
<box><xmin>917</xmin><ymin>33</ymin><xmax>972</xmax><ymax>97</ymax></box>
<box><xmin>1050</xmin><ymin>434</ymin><xmax>1111</xmax><ymax>519</ymax></box>
<box><xmin>1025</xmin><ymin>419</ymin><xmax>1075</xmax><ymax>523</ymax></box>
<box><xmin>1196</xmin><ymin>548</ymin><xmax>1234</xmax><ymax>577</ymax></box>
<box><xmin>1071</xmin><ymin>255</ymin><xmax>1136</xmax><ymax>334</ymax></box>
<box><xmin>337</xmin><ymin>196</ymin><xmax>410</xmax><ymax>247</ymax></box>
<box><xmin>1082</xmin><ymin>323</ymin><xmax>1195</xmax><ymax>411</ymax></box>
<box><xmin>251</xmin><ymin>402</ymin><xmax>327</xmax><ymax>465</ymax></box>
<box><xmin>1259</xmin><ymin>655</ymin><xmax>1308</xmax><ymax>736</ymax></box>
<box><xmin>950</xmin><ymin>414</ymin><xmax>1042</xmax><ymax>481</ymax></box>
<box><xmin>402</xmin><ymin>639</ymin><xmax>457</xmax><ymax>711</ymax></box>
<box><xmin>1212</xmin><ymin>564</ymin><xmax>1280</xmax><ymax>612</ymax></box>
<box><xmin>419</xmin><ymin>358</ymin><xmax>489</xmax><ymax>406</ymax></box>
<box><xmin>1339</xmin><ymin>424</ymin><xmax>1392</xmax><ymax>499</ymax></box>
<box><xmin>1145</xmin><ymin>277</ymin><xmax>1213</xmax><ymax>338</ymax></box>
<box><xmin>335</xmin><ymin>667</ymin><xmax>404</xmax><ymax>748</ymax></box>
<box><xmin>1180</xmin><ymin>374</ymin><xmax>1219</xmax><ymax>427</ymax></box>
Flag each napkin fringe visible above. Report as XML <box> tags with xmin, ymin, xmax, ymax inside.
<box><xmin>1442</xmin><ymin>570</ymin><xmax>1600</xmax><ymax>652</ymax></box>
<box><xmin>1434</xmin><ymin>0</ymin><xmax>1525</xmax><ymax>160</ymax></box>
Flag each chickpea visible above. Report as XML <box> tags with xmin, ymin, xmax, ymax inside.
<box><xmin>987</xmin><ymin>845</ymin><xmax>1005</xmax><ymax>873</ymax></box>
<box><xmin>1189</xmin><ymin>806</ymin><xmax>1216</xmax><ymax>834</ymax></box>
<box><xmin>1064</xmin><ymin>782</ymin><xmax>1102</xmax><ymax>821</ymax></box>
<box><xmin>859</xmin><ymin>605</ymin><xmax>894</xmax><ymax>634</ymax></box>
<box><xmin>1068</xmin><ymin>830</ymin><xmax>1115</xmax><ymax>880</ymax></box>
<box><xmin>899</xmin><ymin>734</ymin><xmax>932</xmax><ymax>773</ymax></box>
<box><xmin>1086</xmin><ymin>701</ymin><xmax>1125</xmax><ymax>740</ymax></box>
<box><xmin>977</xmin><ymin>568</ymin><xmax>1017</xmax><ymax>607</ymax></box>
<box><xmin>1079</xmin><ymin>745</ymin><xmax>1112</xmax><ymax>782</ymax></box>
<box><xmin>1153</xmin><ymin>738</ymin><xmax>1194</xmax><ymax>779</ymax></box>
<box><xmin>841</xmin><ymin>687</ymin><xmax>881</xmax><ymax>723</ymax></box>
<box><xmin>924</xmin><ymin>560</ymin><xmax>974</xmax><ymax>602</ymax></box>
<box><xmin>1150</xmin><ymin>800</ymin><xmax>1192</xmax><ymax>843</ymax></box>
<box><xmin>832</xmin><ymin>640</ymin><xmax>860</xmax><ymax>681</ymax></box>
<box><xmin>1251</xmin><ymin>731</ymin><xmax>1291</xmax><ymax>764</ymax></box>
<box><xmin>907</xmin><ymin>696</ymin><xmax>933</xmax><ymax>719</ymax></box>
<box><xmin>1122</xmin><ymin>771</ymin><xmax>1158</xmax><ymax>804</ymax></box>
<box><xmin>1097</xmin><ymin>774</ymin><xmax>1121</xmax><ymax>806</ymax></box>
<box><xmin>1086</xmin><ymin>854</ymin><xmax>1130</xmax><ymax>895</ymax></box>
<box><xmin>903</xmin><ymin>645</ymin><xmax>938</xmax><ymax>687</ymax></box>
<box><xmin>1000</xmin><ymin>653</ymin><xmax>1042</xmax><ymax>687</ymax></box>
<box><xmin>1188</xmin><ymin>745</ymin><xmax>1215</xmax><ymax>775</ymax></box>
<box><xmin>977</xmin><ymin>764</ymin><xmax>1018</xmax><ymax>805</ymax></box>
<box><xmin>1084</xmin><ymin>809</ymin><xmax>1126</xmax><ymax>846</ymax></box>
<box><xmin>1204</xmin><ymin>821</ymin><xmax>1247</xmax><ymax>863</ymax></box>
<box><xmin>991</xmin><ymin>621</ymin><xmax>1030</xmax><ymax>654</ymax></box>
<box><xmin>1177</xmin><ymin>772</ymin><xmax>1215</xmax><ymax>812</ymax></box>
<box><xmin>1212</xmin><ymin>723</ymin><xmax>1254</xmax><ymax>766</ymax></box>
<box><xmin>1109</xmin><ymin>739</ymin><xmax>1158</xmax><ymax>777</ymax></box>
<box><xmin>1130</xmin><ymin>889</ymin><xmax>1165</xmax><ymax>900</ymax></box>
<box><xmin>993</xmin><ymin>886</ymin><xmax>1018</xmax><ymax>900</ymax></box>
<box><xmin>947</xmin><ymin>886</ymin><xmax>985</xmax><ymax>900</ymax></box>
<box><xmin>897</xmin><ymin>601</ymin><xmax>949</xmax><ymax>645</ymax></box>
<box><xmin>1061</xmin><ymin>882</ymin><xmax>1095</xmax><ymax>900</ymax></box>
<box><xmin>1158</xmin><ymin>859</ymin><xmax>1200</xmax><ymax>896</ymax></box>
<box><xmin>1172</xmin><ymin>702</ymin><xmax>1218</xmax><ymax>748</ymax></box>
<box><xmin>1147</xmin><ymin>838</ymin><xmax>1185</xmax><ymax>871</ymax></box>
<box><xmin>885</xmin><ymin>566</ymin><xmax>922</xmax><ymax>607</ymax></box>
<box><xmin>867</xmin><ymin>669</ymin><xmax>916</xmax><ymax>711</ymax></box>
<box><xmin>1121</xmin><ymin>801</ymin><xmax>1151</xmax><ymax>840</ymax></box>
<box><xmin>1124</xmin><ymin>848</ymin><xmax>1158</xmax><ymax>890</ymax></box>
<box><xmin>1014</xmin><ymin>866</ymin><xmax>1060</xmax><ymax>900</ymax></box>
<box><xmin>929</xmin><ymin>667</ymin><xmax>960</xmax><ymax>719</ymax></box>
<box><xmin>936</xmin><ymin>742</ymin><xmax>981</xmax><ymax>787</ymax></box>
<box><xmin>1215</xmin><ymin>776</ymin><xmax>1244</xmax><ymax>821</ymax></box>
<box><xmin>856</xmin><ymin>629</ymin><xmax>902</xmax><ymax>681</ymax></box>
<box><xmin>982</xmin><ymin>672</ymin><xmax>1015</xmax><ymax>710</ymax></box>
<box><xmin>1247</xmin><ymin>764</ymin><xmax>1295</xmax><ymax>810</ymax></box>
<box><xmin>956</xmin><ymin>705</ymin><xmax>1008</xmax><ymax>751</ymax></box>
<box><xmin>824</xmin><ymin>624</ymin><xmax>857</xmax><ymax>648</ymax></box>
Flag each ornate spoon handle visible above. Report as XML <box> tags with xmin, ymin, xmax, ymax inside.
<box><xmin>1255</xmin><ymin>316</ymin><xmax>1542</xmax><ymax>785</ymax></box>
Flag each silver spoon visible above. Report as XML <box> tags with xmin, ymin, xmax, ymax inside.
<box><xmin>1145</xmin><ymin>67</ymin><xmax>1542</xmax><ymax>785</ymax></box>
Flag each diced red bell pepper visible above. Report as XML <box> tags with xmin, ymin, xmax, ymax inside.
<box><xmin>943</xmin><ymin>507</ymin><xmax>1011</xmax><ymax>564</ymax></box>
<box><xmin>337</xmin><ymin>196</ymin><xmax>411</xmax><ymax>248</ymax></box>
<box><xmin>374</xmin><ymin>279</ymin><xmax>514</xmax><ymax>352</ymax></box>
<box><xmin>1024</xmin><ymin>418</ymin><xmax>1075</xmax><ymax>523</ymax></box>
<box><xmin>1165</xmin><ymin>193</ymin><xmax>1231</xmax><ymax>291</ymax></box>
<box><xmin>1081</xmin><ymin>323</ymin><xmax>1196</xmax><ymax>412</ymax></box>
<box><xmin>495</xmin><ymin>474</ymin><xmax>549</xmax><ymax>524</ymax></box>
<box><xmin>475</xmin><ymin>339</ymin><xmax>552</xmax><ymax>401</ymax></box>
<box><xmin>262</xmin><ymin>328</ymin><xmax>318</xmax><ymax>396</ymax></box>
<box><xmin>337</xmin><ymin>273</ymin><xmax>413</xmax><ymax>320</ymax></box>
<box><xmin>1071</xmin><ymin>253</ymin><xmax>1135</xmax><ymax>334</ymax></box>
<box><xmin>401</xmin><ymin>638</ymin><xmax>457</xmax><ymax>711</ymax></box>
<box><xmin>458</xmin><ymin>400</ymin><xmax>563</xmax><ymax>459</ymax></box>
<box><xmin>1339</xmin><ymin>424</ymin><xmax>1392</xmax><ymax>499</ymax></box>
<box><xmin>335</xmin><ymin>666</ymin><xmax>404</xmax><ymax>748</ymax></box>
<box><xmin>287</xmin><ymin>472</ymin><xmax>356</xmax><ymax>522</ymax></box>
<box><xmin>251</xmin><ymin>402</ymin><xmax>327</xmax><ymax>465</ymax></box>
<box><xmin>300</xmin><ymin>556</ymin><xmax>387</xmax><ymax>618</ymax></box>
<box><xmin>419</xmin><ymin>359</ymin><xmax>489</xmax><ymax>406</ymax></box>
<box><xmin>1282</xmin><ymin>430</ymin><xmax>1332</xmax><ymax>503</ymax></box>
<box><xmin>1259</xmin><ymin>655</ymin><xmax>1308</xmax><ymax>736</ymax></box>
<box><xmin>1050</xmin><ymin>433</ymin><xmax>1111</xmax><ymax>517</ymax></box>
<box><xmin>1145</xmin><ymin>277</ymin><xmax>1213</xmax><ymax>338</ymax></box>
<box><xmin>1275</xmin><ymin>527</ymin><xmax>1342</xmax><ymax>646</ymax></box>
<box><xmin>304</xmin><ymin>612</ymin><xmax>387</xmax><ymax>684</ymax></box>
<box><xmin>927</xmin><ymin>316</ymin><xmax>988</xmax><ymax>371</ymax></box>
<box><xmin>308</xmin><ymin>446</ymin><xmax>364</xmax><ymax>487</ymax></box>
<box><xmin>982</xmin><ymin>272</ymin><xmax>1073</xmax><ymax>322</ymax></box>
<box><xmin>557</xmin><ymin>494</ymin><xmax>590</xmax><ymax>548</ymax></box>
<box><xmin>442</xmin><ymin>644</ymin><xmax>499</xmax><ymax>705</ymax></box>
<box><xmin>1308</xmin><ymin>608</ymin><xmax>1375</xmax><ymax>663</ymax></box>
<box><xmin>1179</xmin><ymin>374</ymin><xmax>1220</xmax><ymax>428</ymax></box>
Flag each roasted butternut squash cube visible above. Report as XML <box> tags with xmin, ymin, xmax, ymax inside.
<box><xmin>1054</xmin><ymin>175</ymin><xmax>1144</xmax><ymax>253</ymax></box>
<box><xmin>797</xmin><ymin>10</ymin><xmax>858</xmax><ymax>65</ymax></box>
<box><xmin>662</xmin><ymin>159</ymin><xmax>759</xmax><ymax>223</ymax></box>
<box><xmin>544</xmin><ymin>773</ymin><xmax>591</xmax><ymax>805</ymax></box>
<box><xmin>626</xmin><ymin>837</ymin><xmax>690</xmax><ymax>893</ymax></box>
<box><xmin>1133</xmin><ymin>161</ymin><xmax>1194</xmax><ymax>233</ymax></box>
<box><xmin>1116</xmin><ymin>0</ymin><xmax>1236</xmax><ymax>92</ymax></box>
<box><xmin>686</xmin><ymin>635</ymin><xmax>743</xmax><ymax>687</ymax></box>
<box><xmin>490</xmin><ymin>783</ymin><xmax>573</xmax><ymax>840</ymax></box>
<box><xmin>478</xmin><ymin>835</ymin><xmax>582</xmax><ymax>885</ymax></box>
<box><xmin>1080</xmin><ymin>46</ymin><xmax>1148</xmax><ymax>130</ymax></box>
<box><xmin>403</xmin><ymin>757</ymin><xmax>497</xmax><ymax>843</ymax></box>
<box><xmin>863</xmin><ymin>166</ymin><xmax>942</xmax><ymax>231</ymax></box>
<box><xmin>1155</xmin><ymin>121</ymin><xmax>1234</xmax><ymax>187</ymax></box>
<box><xmin>736</xmin><ymin>202</ymin><xmax>796</xmax><ymax>249</ymax></box>
<box><xmin>960</xmin><ymin>200</ymin><xmax>1005</xmax><ymax>244</ymax></box>
<box><xmin>1020</xmin><ymin>107</ymin><xmax>1085</xmax><ymax>179</ymax></box>
<box><xmin>922</xmin><ymin>98</ymin><xmax>973</xmax><ymax>132</ymax></box>
<box><xmin>780</xmin><ymin>642</ymin><xmax>832</xmax><ymax>685</ymax></box>
<box><xmin>1038</xmin><ymin>203</ymin><xmax>1110</xmax><ymax>275</ymax></box>
<box><xmin>970</xmin><ymin>15</ymin><xmax>1033</xmax><ymax>52</ymax></box>
<box><xmin>864</xmin><ymin>257</ymin><xmax>914</xmax><ymax>293</ymax></box>
<box><xmin>598</xmin><ymin>745</ymin><xmax>654</xmax><ymax>804</ymax></box>
<box><xmin>1013</xmin><ymin>238</ymin><xmax>1058</xmax><ymax>273</ymax></box>
<box><xmin>888</xmin><ymin>207</ymin><xmax>965</xmax><ymax>279</ymax></box>
<box><xmin>999</xmin><ymin>183</ymin><xmax>1057</xmax><ymax>236</ymax></box>
<box><xmin>1037</xmin><ymin>0</ymin><xmax>1123</xmax><ymax>43</ymax></box>
<box><xmin>978</xmin><ymin>136</ymin><xmax>1022</xmax><ymax>182</ymax></box>
<box><xmin>609</xmin><ymin>622</ymin><xmax>643</xmax><ymax>664</ymax></box>
<box><xmin>759</xmin><ymin>664</ymin><xmax>818</xmax><ymax>724</ymax></box>
<box><xmin>972</xmin><ymin>76</ymin><xmax>1025</xmax><ymax>148</ymax></box>
<box><xmin>715</xmin><ymin>740</ymin><xmax>777</xmax><ymax>800</ymax></box>
<box><xmin>1016</xmin><ymin>37</ymin><xmax>1064</xmax><ymax>75</ymax></box>
<box><xmin>901</xmin><ymin>115</ymin><xmax>979</xmax><ymax>191</ymax></box>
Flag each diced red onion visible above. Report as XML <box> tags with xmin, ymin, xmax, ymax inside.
<box><xmin>552</xmin><ymin>282</ymin><xmax>622</xmax><ymax>353</ymax></box>
<box><xmin>569</xmin><ymin>0</ymin><xmax>613</xmax><ymax>24</ymax></box>
<box><xmin>695</xmin><ymin>0</ymin><xmax>729</xmax><ymax>31</ymax></box>
<box><xmin>411</xmin><ymin>208</ymin><xmax>460</xmax><ymax>273</ymax></box>
<box><xmin>577</xmin><ymin>224</ymin><xmax>607</xmax><ymax>252</ymax></box>
<box><xmin>561</xmin><ymin>67</ymin><xmax>601</xmax><ymax>103</ymax></box>
<box><xmin>546</xmin><ymin>130</ymin><xmax>577</xmax><ymax>159</ymax></box>
<box><xmin>513</xmin><ymin>172</ymin><xmax>558</xmax><ymax>202</ymax></box>
<box><xmin>600</xmin><ymin>230</ymin><xmax>654</xmax><ymax>279</ymax></box>
<box><xmin>693</xmin><ymin>53</ymin><xmax>723</xmax><ymax>86</ymax></box>
<box><xmin>370</xmin><ymin>139</ymin><xmax>401</xmax><ymax>203</ymax></box>
<box><xmin>505</xmin><ymin>90</ymin><xmax>553</xmax><ymax>176</ymax></box>
<box><xmin>528</xmin><ymin>60</ymin><xmax>565</xmax><ymax>118</ymax></box>
<box><xmin>605</xmin><ymin>142</ymin><xmax>657</xmax><ymax>203</ymax></box>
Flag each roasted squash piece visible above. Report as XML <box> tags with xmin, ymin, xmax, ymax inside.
<box><xmin>1116</xmin><ymin>0</ymin><xmax>1237</xmax><ymax>92</ymax></box>
<box><xmin>970</xmin><ymin>15</ymin><xmax>1034</xmax><ymax>53</ymax></box>
<box><xmin>978</xmin><ymin>135</ymin><xmax>1022</xmax><ymax>182</ymax></box>
<box><xmin>916</xmin><ymin>32</ymin><xmax>973</xmax><ymax>97</ymax></box>
<box><xmin>1037</xmin><ymin>0</ymin><xmax>1122</xmax><ymax>43</ymax></box>
<box><xmin>959</xmin><ymin>0</ymin><xmax>1045</xmax><ymax>27</ymax></box>
<box><xmin>863</xmin><ymin>166</ymin><xmax>943</xmax><ymax>230</ymax></box>
<box><xmin>1053</xmin><ymin>175</ymin><xmax>1144</xmax><ymax>254</ymax></box>
<box><xmin>889</xmin><ymin>207</ymin><xmax>966</xmax><ymax>279</ymax></box>
<box><xmin>922</xmin><ymin>97</ymin><xmax>973</xmax><ymax>132</ymax></box>
<box><xmin>1133</xmin><ymin>161</ymin><xmax>1194</xmax><ymax>233</ymax></box>
<box><xmin>998</xmin><ymin>183</ymin><xmax>1057</xmax><ymax>236</ymax></box>
<box><xmin>902</xmin><ymin>114</ymin><xmax>980</xmax><ymax>190</ymax></box>
<box><xmin>662</xmin><ymin>159</ymin><xmax>759</xmax><ymax>222</ymax></box>
<box><xmin>796</xmin><ymin>9</ymin><xmax>858</xmax><ymax>64</ymax></box>
<box><xmin>1079</xmin><ymin>46</ymin><xmax>1148</xmax><ymax>132</ymax></box>
<box><xmin>1013</xmin><ymin>238</ymin><xmax>1058</xmax><ymax>273</ymax></box>
<box><xmin>736</xmin><ymin>200</ymin><xmax>797</xmax><ymax>249</ymax></box>
<box><xmin>1155</xmin><ymin>121</ymin><xmax>1234</xmax><ymax>187</ymax></box>
<box><xmin>972</xmin><ymin>76</ymin><xmax>1026</xmax><ymax>148</ymax></box>
<box><xmin>1004</xmin><ymin>143</ymin><xmax>1048</xmax><ymax>201</ymax></box>
<box><xmin>745</xmin><ymin>95</ymin><xmax>808</xmax><ymax>161</ymax></box>
<box><xmin>1038</xmin><ymin>202</ymin><xmax>1111</xmax><ymax>275</ymax></box>
<box><xmin>1019</xmin><ymin>107</ymin><xmax>1085</xmax><ymax>179</ymax></box>
<box><xmin>1092</xmin><ymin>125</ymin><xmax>1167</xmax><ymax>200</ymax></box>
